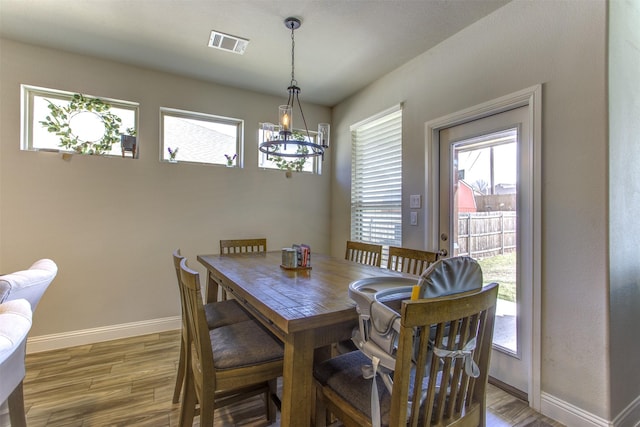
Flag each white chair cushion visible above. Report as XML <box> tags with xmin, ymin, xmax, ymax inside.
<box><xmin>0</xmin><ymin>299</ymin><xmax>32</xmax><ymax>359</ymax></box>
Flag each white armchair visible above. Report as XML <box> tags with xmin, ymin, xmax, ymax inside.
<box><xmin>0</xmin><ymin>299</ymin><xmax>33</xmax><ymax>427</ymax></box>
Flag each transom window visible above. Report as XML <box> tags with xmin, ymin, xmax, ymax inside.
<box><xmin>160</xmin><ymin>108</ymin><xmax>243</xmax><ymax>166</ymax></box>
<box><xmin>21</xmin><ymin>85</ymin><xmax>138</xmax><ymax>157</ymax></box>
<box><xmin>350</xmin><ymin>105</ymin><xmax>403</xmax><ymax>263</ymax></box>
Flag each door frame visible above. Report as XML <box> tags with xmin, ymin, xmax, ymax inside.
<box><xmin>424</xmin><ymin>85</ymin><xmax>542</xmax><ymax>410</ymax></box>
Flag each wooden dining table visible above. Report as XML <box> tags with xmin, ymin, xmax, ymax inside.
<box><xmin>197</xmin><ymin>250</ymin><xmax>412</xmax><ymax>427</ymax></box>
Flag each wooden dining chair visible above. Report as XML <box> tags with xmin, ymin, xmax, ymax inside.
<box><xmin>171</xmin><ymin>249</ymin><xmax>252</xmax><ymax>404</ymax></box>
<box><xmin>314</xmin><ymin>282</ymin><xmax>498</xmax><ymax>427</ymax></box>
<box><xmin>345</xmin><ymin>240</ymin><xmax>383</xmax><ymax>267</ymax></box>
<box><xmin>219</xmin><ymin>238</ymin><xmax>267</xmax><ymax>254</ymax></box>
<box><xmin>216</xmin><ymin>238</ymin><xmax>267</xmax><ymax>300</ymax></box>
<box><xmin>387</xmin><ymin>246</ymin><xmax>439</xmax><ymax>275</ymax></box>
<box><xmin>178</xmin><ymin>258</ymin><xmax>283</xmax><ymax>427</ymax></box>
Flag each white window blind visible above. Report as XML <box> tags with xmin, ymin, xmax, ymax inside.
<box><xmin>350</xmin><ymin>106</ymin><xmax>402</xmax><ymax>257</ymax></box>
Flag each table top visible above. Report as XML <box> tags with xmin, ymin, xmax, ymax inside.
<box><xmin>197</xmin><ymin>251</ymin><xmax>411</xmax><ymax>335</ymax></box>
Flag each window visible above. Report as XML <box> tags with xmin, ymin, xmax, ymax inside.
<box><xmin>161</xmin><ymin>108</ymin><xmax>242</xmax><ymax>166</ymax></box>
<box><xmin>22</xmin><ymin>85</ymin><xmax>138</xmax><ymax>156</ymax></box>
<box><xmin>258</xmin><ymin>125</ymin><xmax>322</xmax><ymax>174</ymax></box>
<box><xmin>350</xmin><ymin>106</ymin><xmax>403</xmax><ymax>262</ymax></box>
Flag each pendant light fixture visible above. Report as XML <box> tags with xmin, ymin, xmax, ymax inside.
<box><xmin>259</xmin><ymin>17</ymin><xmax>330</xmax><ymax>161</ymax></box>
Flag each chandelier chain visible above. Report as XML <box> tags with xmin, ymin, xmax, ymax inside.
<box><xmin>290</xmin><ymin>24</ymin><xmax>296</xmax><ymax>86</ymax></box>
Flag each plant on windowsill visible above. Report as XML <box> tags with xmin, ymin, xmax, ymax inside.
<box><xmin>224</xmin><ymin>153</ymin><xmax>237</xmax><ymax>167</ymax></box>
<box><xmin>40</xmin><ymin>93</ymin><xmax>124</xmax><ymax>155</ymax></box>
<box><xmin>167</xmin><ymin>147</ymin><xmax>178</xmax><ymax>163</ymax></box>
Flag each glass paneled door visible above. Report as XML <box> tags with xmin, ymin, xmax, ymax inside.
<box><xmin>438</xmin><ymin>106</ymin><xmax>531</xmax><ymax>396</ymax></box>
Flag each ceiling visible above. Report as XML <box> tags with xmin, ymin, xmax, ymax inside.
<box><xmin>0</xmin><ymin>0</ymin><xmax>510</xmax><ymax>106</ymax></box>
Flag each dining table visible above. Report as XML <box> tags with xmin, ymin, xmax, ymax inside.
<box><xmin>197</xmin><ymin>250</ymin><xmax>413</xmax><ymax>427</ymax></box>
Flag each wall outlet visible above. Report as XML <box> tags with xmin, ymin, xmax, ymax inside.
<box><xmin>410</xmin><ymin>211</ymin><xmax>418</xmax><ymax>226</ymax></box>
<box><xmin>410</xmin><ymin>194</ymin><xmax>421</xmax><ymax>209</ymax></box>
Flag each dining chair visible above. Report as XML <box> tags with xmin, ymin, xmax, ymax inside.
<box><xmin>178</xmin><ymin>258</ymin><xmax>284</xmax><ymax>427</ymax></box>
<box><xmin>345</xmin><ymin>240</ymin><xmax>383</xmax><ymax>267</ymax></box>
<box><xmin>171</xmin><ymin>249</ymin><xmax>252</xmax><ymax>404</ymax></box>
<box><xmin>216</xmin><ymin>238</ymin><xmax>267</xmax><ymax>301</ymax></box>
<box><xmin>387</xmin><ymin>246</ymin><xmax>439</xmax><ymax>275</ymax></box>
<box><xmin>219</xmin><ymin>238</ymin><xmax>267</xmax><ymax>255</ymax></box>
<box><xmin>0</xmin><ymin>299</ymin><xmax>33</xmax><ymax>427</ymax></box>
<box><xmin>314</xmin><ymin>282</ymin><xmax>498</xmax><ymax>427</ymax></box>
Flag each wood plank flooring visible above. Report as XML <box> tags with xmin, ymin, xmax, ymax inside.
<box><xmin>13</xmin><ymin>330</ymin><xmax>563</xmax><ymax>426</ymax></box>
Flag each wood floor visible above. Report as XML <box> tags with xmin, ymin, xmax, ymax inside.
<box><xmin>14</xmin><ymin>330</ymin><xmax>563</xmax><ymax>427</ymax></box>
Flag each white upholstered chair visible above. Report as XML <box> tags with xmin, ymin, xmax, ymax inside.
<box><xmin>0</xmin><ymin>259</ymin><xmax>57</xmax><ymax>425</ymax></box>
<box><xmin>0</xmin><ymin>299</ymin><xmax>33</xmax><ymax>427</ymax></box>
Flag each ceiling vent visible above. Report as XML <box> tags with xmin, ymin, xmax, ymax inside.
<box><xmin>208</xmin><ymin>30</ymin><xmax>249</xmax><ymax>55</ymax></box>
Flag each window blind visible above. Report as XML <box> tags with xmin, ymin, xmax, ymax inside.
<box><xmin>350</xmin><ymin>107</ymin><xmax>402</xmax><ymax>258</ymax></box>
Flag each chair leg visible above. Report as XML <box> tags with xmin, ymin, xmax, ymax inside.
<box><xmin>172</xmin><ymin>334</ymin><xmax>187</xmax><ymax>403</ymax></box>
<box><xmin>266</xmin><ymin>379</ymin><xmax>278</xmax><ymax>423</ymax></box>
<box><xmin>199</xmin><ymin>394</ymin><xmax>215</xmax><ymax>427</ymax></box>
<box><xmin>178</xmin><ymin>367</ymin><xmax>196</xmax><ymax>427</ymax></box>
<box><xmin>314</xmin><ymin>385</ymin><xmax>328</xmax><ymax>427</ymax></box>
<box><xmin>8</xmin><ymin>381</ymin><xmax>27</xmax><ymax>427</ymax></box>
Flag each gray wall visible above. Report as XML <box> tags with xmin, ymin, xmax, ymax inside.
<box><xmin>609</xmin><ymin>0</ymin><xmax>640</xmax><ymax>421</ymax></box>
<box><xmin>330</xmin><ymin>0</ymin><xmax>613</xmax><ymax>421</ymax></box>
<box><xmin>0</xmin><ymin>39</ymin><xmax>332</xmax><ymax>336</ymax></box>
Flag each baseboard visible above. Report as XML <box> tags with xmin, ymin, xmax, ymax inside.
<box><xmin>612</xmin><ymin>393</ymin><xmax>640</xmax><ymax>427</ymax></box>
<box><xmin>541</xmin><ymin>392</ymin><xmax>612</xmax><ymax>427</ymax></box>
<box><xmin>26</xmin><ymin>316</ymin><xmax>181</xmax><ymax>353</ymax></box>
<box><xmin>542</xmin><ymin>391</ymin><xmax>640</xmax><ymax>427</ymax></box>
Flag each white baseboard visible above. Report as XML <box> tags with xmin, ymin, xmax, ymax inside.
<box><xmin>542</xmin><ymin>391</ymin><xmax>640</xmax><ymax>427</ymax></box>
<box><xmin>26</xmin><ymin>316</ymin><xmax>181</xmax><ymax>353</ymax></box>
<box><xmin>541</xmin><ymin>392</ymin><xmax>611</xmax><ymax>427</ymax></box>
<box><xmin>612</xmin><ymin>394</ymin><xmax>640</xmax><ymax>427</ymax></box>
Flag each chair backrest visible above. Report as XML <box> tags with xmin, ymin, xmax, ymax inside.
<box><xmin>345</xmin><ymin>241</ymin><xmax>382</xmax><ymax>267</ymax></box>
<box><xmin>390</xmin><ymin>283</ymin><xmax>498</xmax><ymax>426</ymax></box>
<box><xmin>0</xmin><ymin>299</ymin><xmax>33</xmax><ymax>404</ymax></box>
<box><xmin>179</xmin><ymin>258</ymin><xmax>215</xmax><ymax>401</ymax></box>
<box><xmin>220</xmin><ymin>238</ymin><xmax>267</xmax><ymax>255</ymax></box>
<box><xmin>173</xmin><ymin>249</ymin><xmax>188</xmax><ymax>332</ymax></box>
<box><xmin>0</xmin><ymin>259</ymin><xmax>58</xmax><ymax>311</ymax></box>
<box><xmin>417</xmin><ymin>256</ymin><xmax>483</xmax><ymax>299</ymax></box>
<box><xmin>387</xmin><ymin>246</ymin><xmax>438</xmax><ymax>275</ymax></box>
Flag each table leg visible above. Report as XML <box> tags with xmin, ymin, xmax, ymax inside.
<box><xmin>205</xmin><ymin>271</ymin><xmax>219</xmax><ymax>304</ymax></box>
<box><xmin>281</xmin><ymin>329</ymin><xmax>315</xmax><ymax>427</ymax></box>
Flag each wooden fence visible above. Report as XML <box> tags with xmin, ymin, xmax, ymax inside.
<box><xmin>455</xmin><ymin>211</ymin><xmax>516</xmax><ymax>258</ymax></box>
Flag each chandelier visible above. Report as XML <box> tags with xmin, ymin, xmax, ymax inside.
<box><xmin>259</xmin><ymin>17</ymin><xmax>330</xmax><ymax>161</ymax></box>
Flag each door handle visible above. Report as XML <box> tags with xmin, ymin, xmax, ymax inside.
<box><xmin>438</xmin><ymin>248</ymin><xmax>448</xmax><ymax>257</ymax></box>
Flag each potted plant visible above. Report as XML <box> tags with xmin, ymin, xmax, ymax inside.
<box><xmin>224</xmin><ymin>154</ymin><xmax>237</xmax><ymax>167</ymax></box>
<box><xmin>167</xmin><ymin>147</ymin><xmax>179</xmax><ymax>162</ymax></box>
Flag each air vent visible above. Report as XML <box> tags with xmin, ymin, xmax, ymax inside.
<box><xmin>208</xmin><ymin>30</ymin><xmax>249</xmax><ymax>55</ymax></box>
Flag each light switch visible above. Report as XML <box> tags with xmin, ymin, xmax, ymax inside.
<box><xmin>410</xmin><ymin>211</ymin><xmax>418</xmax><ymax>226</ymax></box>
<box><xmin>410</xmin><ymin>195</ymin><xmax>421</xmax><ymax>209</ymax></box>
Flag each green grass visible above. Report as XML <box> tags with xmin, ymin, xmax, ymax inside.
<box><xmin>476</xmin><ymin>252</ymin><xmax>516</xmax><ymax>302</ymax></box>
